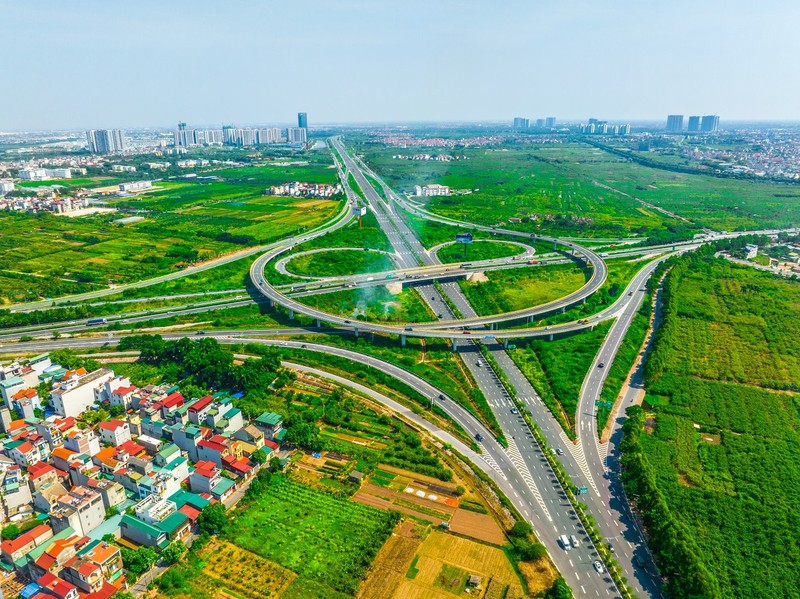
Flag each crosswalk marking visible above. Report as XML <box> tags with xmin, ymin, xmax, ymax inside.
<box><xmin>559</xmin><ymin>431</ymin><xmax>601</xmax><ymax>496</ymax></box>
<box><xmin>505</xmin><ymin>436</ymin><xmax>552</xmax><ymax>522</ymax></box>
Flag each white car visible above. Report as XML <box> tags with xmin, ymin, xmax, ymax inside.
<box><xmin>593</xmin><ymin>560</ymin><xmax>605</xmax><ymax>574</ymax></box>
<box><xmin>511</xmin><ymin>407</ymin><xmax>518</xmax><ymax>415</ymax></box>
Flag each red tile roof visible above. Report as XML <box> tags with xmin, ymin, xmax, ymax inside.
<box><xmin>189</xmin><ymin>395</ymin><xmax>213</xmax><ymax>413</ymax></box>
<box><xmin>97</xmin><ymin>420</ymin><xmax>126</xmax><ymax>431</ymax></box>
<box><xmin>37</xmin><ymin>571</ymin><xmax>78</xmax><ymax>599</ymax></box>
<box><xmin>162</xmin><ymin>391</ymin><xmax>184</xmax><ymax>408</ymax></box>
<box><xmin>116</xmin><ymin>439</ymin><xmax>145</xmax><ymax>456</ymax></box>
<box><xmin>264</xmin><ymin>440</ymin><xmax>280</xmax><ymax>451</ymax></box>
<box><xmin>197</xmin><ymin>440</ymin><xmax>226</xmax><ymax>454</ymax></box>
<box><xmin>27</xmin><ymin>461</ymin><xmax>56</xmax><ymax>480</ymax></box>
<box><xmin>178</xmin><ymin>504</ymin><xmax>201</xmax><ymax>521</ymax></box>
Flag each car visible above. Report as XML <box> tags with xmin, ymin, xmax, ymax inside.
<box><xmin>462</xmin><ymin>330</ymin><xmax>470</xmax><ymax>335</ymax></box>
<box><xmin>300</xmin><ymin>344</ymin><xmax>307</xmax><ymax>348</ymax></box>
<box><xmin>404</xmin><ymin>327</ymin><xmax>414</xmax><ymax>331</ymax></box>
<box><xmin>570</xmin><ymin>535</ymin><xmax>579</xmax><ymax>548</ymax></box>
<box><xmin>280</xmin><ymin>342</ymin><xmax>288</xmax><ymax>346</ymax></box>
<box><xmin>511</xmin><ymin>407</ymin><xmax>518</xmax><ymax>414</ymax></box>
<box><xmin>196</xmin><ymin>330</ymin><xmax>205</xmax><ymax>335</ymax></box>
<box><xmin>438</xmin><ymin>394</ymin><xmax>446</xmax><ymax>401</ymax></box>
<box><xmin>344</xmin><ymin>319</ymin><xmax>351</xmax><ymax>323</ymax></box>
<box><xmin>476</xmin><ymin>361</ymin><xmax>482</xmax><ymax>367</ymax></box>
<box><xmin>555</xmin><ymin>448</ymin><xmax>564</xmax><ymax>455</ymax></box>
<box><xmin>437</xmin><ymin>313</ymin><xmax>443</xmax><ymax>318</ymax></box>
<box><xmin>431</xmin><ymin>296</ymin><xmax>435</xmax><ymax>300</ymax></box>
<box><xmin>545</xmin><ymin>325</ymin><xmax>551</xmax><ymax>330</ymax></box>
<box><xmin>598</xmin><ymin>362</ymin><xmax>605</xmax><ymax>368</ymax></box>
<box><xmin>474</xmin><ymin>433</ymin><xmax>483</xmax><ymax>442</ymax></box>
<box><xmin>593</xmin><ymin>560</ymin><xmax>605</xmax><ymax>574</ymax></box>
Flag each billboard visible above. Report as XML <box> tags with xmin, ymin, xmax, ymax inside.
<box><xmin>351</xmin><ymin>206</ymin><xmax>367</xmax><ymax>217</ymax></box>
<box><xmin>455</xmin><ymin>233</ymin><xmax>473</xmax><ymax>244</ymax></box>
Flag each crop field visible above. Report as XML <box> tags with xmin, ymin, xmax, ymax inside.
<box><xmin>228</xmin><ymin>475</ymin><xmax>399</xmax><ymax>596</ymax></box>
<box><xmin>286</xmin><ymin>249</ymin><xmax>396</xmax><ymax>278</ymax></box>
<box><xmin>359</xmin><ymin>521</ymin><xmax>426</xmax><ymax>599</ymax></box>
<box><xmin>298</xmin><ymin>286</ymin><xmax>433</xmax><ymax>324</ymax></box>
<box><xmin>458</xmin><ymin>262</ymin><xmax>588</xmax><ymax>316</ymax></box>
<box><xmin>435</xmin><ymin>240</ymin><xmax>522</xmax><ymax>264</ymax></box>
<box><xmin>0</xmin><ymin>155</ymin><xmax>342</xmax><ymax>304</ymax></box>
<box><xmin>361</xmin><ymin>143</ymin><xmax>678</xmax><ymax>238</ymax></box>
<box><xmin>396</xmin><ymin>531</ymin><xmax>526</xmax><ymax>599</ymax></box>
<box><xmin>622</xmin><ymin>254</ymin><xmax>800</xmax><ymax>598</ymax></box>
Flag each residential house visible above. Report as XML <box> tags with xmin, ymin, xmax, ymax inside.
<box><xmin>0</xmin><ymin>524</ymin><xmax>53</xmax><ymax>565</ymax></box>
<box><xmin>189</xmin><ymin>460</ymin><xmax>235</xmax><ymax>502</ymax></box>
<box><xmin>96</xmin><ymin>420</ymin><xmax>131</xmax><ymax>447</ymax></box>
<box><xmin>120</xmin><ymin>495</ymin><xmax>189</xmax><ymax>550</ymax></box>
<box><xmin>1</xmin><ymin>464</ymin><xmax>33</xmax><ymax>518</ymax></box>
<box><xmin>197</xmin><ymin>435</ymin><xmax>242</xmax><ymax>467</ymax></box>
<box><xmin>48</xmin><ymin>486</ymin><xmax>105</xmax><ymax>537</ymax></box>
<box><xmin>233</xmin><ymin>424</ymin><xmax>264</xmax><ymax>448</ymax></box>
<box><xmin>27</xmin><ymin>462</ymin><xmax>60</xmax><ymax>492</ymax></box>
<box><xmin>33</xmin><ymin>481</ymin><xmax>70</xmax><ymax>513</ymax></box>
<box><xmin>50</xmin><ymin>368</ymin><xmax>115</xmax><ymax>418</ymax></box>
<box><xmin>63</xmin><ymin>430</ymin><xmax>101</xmax><ymax>457</ymax></box>
<box><xmin>85</xmin><ymin>478</ymin><xmax>126</xmax><ymax>511</ymax></box>
<box><xmin>35</xmin><ymin>571</ymin><xmax>79</xmax><ymax>599</ymax></box>
<box><xmin>254</xmin><ymin>411</ymin><xmax>283</xmax><ymax>440</ymax></box>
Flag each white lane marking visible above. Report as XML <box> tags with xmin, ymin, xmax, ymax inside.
<box><xmin>505</xmin><ymin>436</ymin><xmax>552</xmax><ymax>522</ymax></box>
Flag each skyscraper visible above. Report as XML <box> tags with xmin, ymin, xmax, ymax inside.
<box><xmin>687</xmin><ymin>116</ymin><xmax>701</xmax><ymax>132</ymax></box>
<box><xmin>513</xmin><ymin>117</ymin><xmax>529</xmax><ymax>129</ymax></box>
<box><xmin>298</xmin><ymin>112</ymin><xmax>308</xmax><ymax>129</ymax></box>
<box><xmin>666</xmin><ymin>115</ymin><xmax>684</xmax><ymax>133</ymax></box>
<box><xmin>700</xmin><ymin>115</ymin><xmax>720</xmax><ymax>132</ymax></box>
<box><xmin>86</xmin><ymin>129</ymin><xmax>126</xmax><ymax>153</ymax></box>
<box><xmin>545</xmin><ymin>117</ymin><xmax>556</xmax><ymax>128</ymax></box>
<box><xmin>287</xmin><ymin>127</ymin><xmax>308</xmax><ymax>145</ymax></box>
<box><xmin>535</xmin><ymin>119</ymin><xmax>545</xmax><ymax>128</ymax></box>
<box><xmin>174</xmin><ymin>122</ymin><xmax>197</xmax><ymax>147</ymax></box>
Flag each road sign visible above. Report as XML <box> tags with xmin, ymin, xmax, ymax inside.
<box><xmin>507</xmin><ymin>344</ymin><xmax>516</xmax><ymax>350</ymax></box>
<box><xmin>455</xmin><ymin>233</ymin><xmax>473</xmax><ymax>244</ymax></box>
<box><xmin>576</xmin><ymin>486</ymin><xmax>589</xmax><ymax>495</ymax></box>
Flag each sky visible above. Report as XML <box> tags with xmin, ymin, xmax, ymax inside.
<box><xmin>2</xmin><ymin>0</ymin><xmax>799</xmax><ymax>130</ymax></box>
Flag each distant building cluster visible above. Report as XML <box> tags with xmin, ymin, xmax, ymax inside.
<box><xmin>0</xmin><ymin>350</ymin><xmax>286</xmax><ymax>590</ymax></box>
<box><xmin>175</xmin><ymin>113</ymin><xmax>309</xmax><ymax>148</ymax></box>
<box><xmin>579</xmin><ymin>119</ymin><xmax>631</xmax><ymax>136</ymax></box>
<box><xmin>110</xmin><ymin>165</ymin><xmax>136</xmax><ymax>173</ymax></box>
<box><xmin>176</xmin><ymin>159</ymin><xmax>210</xmax><ymax>168</ymax></box>
<box><xmin>392</xmin><ymin>154</ymin><xmax>466</xmax><ymax>162</ymax></box>
<box><xmin>414</xmin><ymin>184</ymin><xmax>451</xmax><ymax>197</ymax></box>
<box><xmin>86</xmin><ymin>129</ymin><xmax>126</xmax><ymax>154</ymax></box>
<box><xmin>269</xmin><ymin>181</ymin><xmax>342</xmax><ymax>198</ymax></box>
<box><xmin>0</xmin><ymin>195</ymin><xmax>90</xmax><ymax>215</ymax></box>
<box><xmin>513</xmin><ymin>116</ymin><xmax>556</xmax><ymax>129</ymax></box>
<box><xmin>666</xmin><ymin>114</ymin><xmax>720</xmax><ymax>133</ymax></box>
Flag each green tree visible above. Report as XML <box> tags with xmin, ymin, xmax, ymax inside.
<box><xmin>197</xmin><ymin>502</ymin><xmax>228</xmax><ymax>535</ymax></box>
<box><xmin>121</xmin><ymin>546</ymin><xmax>157</xmax><ymax>577</ymax></box>
<box><xmin>250</xmin><ymin>448</ymin><xmax>267</xmax><ymax>464</ymax></box>
<box><xmin>545</xmin><ymin>577</ymin><xmax>573</xmax><ymax>599</ymax></box>
<box><xmin>1</xmin><ymin>524</ymin><xmax>19</xmax><ymax>540</ymax></box>
<box><xmin>160</xmin><ymin>540</ymin><xmax>186</xmax><ymax>565</ymax></box>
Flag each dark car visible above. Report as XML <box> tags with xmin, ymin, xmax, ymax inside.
<box><xmin>598</xmin><ymin>362</ymin><xmax>605</xmax><ymax>368</ymax></box>
<box><xmin>474</xmin><ymin>433</ymin><xmax>484</xmax><ymax>442</ymax></box>
<box><xmin>438</xmin><ymin>394</ymin><xmax>446</xmax><ymax>401</ymax></box>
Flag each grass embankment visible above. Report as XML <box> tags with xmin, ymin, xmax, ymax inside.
<box><xmin>622</xmin><ymin>252</ymin><xmax>800</xmax><ymax>599</ymax></box>
<box><xmin>436</xmin><ymin>240</ymin><xmax>522</xmax><ymax>263</ymax></box>
<box><xmin>297</xmin><ymin>287</ymin><xmax>433</xmax><ymax>324</ymax></box>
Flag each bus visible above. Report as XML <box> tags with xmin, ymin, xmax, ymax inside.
<box><xmin>86</xmin><ymin>318</ymin><xmax>108</xmax><ymax>325</ymax></box>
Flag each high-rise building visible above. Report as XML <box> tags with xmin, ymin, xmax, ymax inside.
<box><xmin>700</xmin><ymin>115</ymin><xmax>720</xmax><ymax>132</ymax></box>
<box><xmin>687</xmin><ymin>116</ymin><xmax>701</xmax><ymax>132</ymax></box>
<box><xmin>257</xmin><ymin>128</ymin><xmax>282</xmax><ymax>144</ymax></box>
<box><xmin>535</xmin><ymin>119</ymin><xmax>545</xmax><ymax>128</ymax></box>
<box><xmin>203</xmin><ymin>130</ymin><xmax>224</xmax><ymax>145</ymax></box>
<box><xmin>619</xmin><ymin>124</ymin><xmax>632</xmax><ymax>136</ymax></box>
<box><xmin>286</xmin><ymin>127</ymin><xmax>307</xmax><ymax>145</ymax></box>
<box><xmin>298</xmin><ymin>112</ymin><xmax>308</xmax><ymax>129</ymax></box>
<box><xmin>545</xmin><ymin>117</ymin><xmax>556</xmax><ymax>128</ymax></box>
<box><xmin>86</xmin><ymin>129</ymin><xmax>126</xmax><ymax>153</ymax></box>
<box><xmin>513</xmin><ymin>117</ymin><xmax>529</xmax><ymax>129</ymax></box>
<box><xmin>174</xmin><ymin>123</ymin><xmax>197</xmax><ymax>147</ymax></box>
<box><xmin>222</xmin><ymin>126</ymin><xmax>237</xmax><ymax>145</ymax></box>
<box><xmin>665</xmin><ymin>115</ymin><xmax>684</xmax><ymax>133</ymax></box>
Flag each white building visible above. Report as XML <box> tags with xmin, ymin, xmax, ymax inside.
<box><xmin>49</xmin><ymin>486</ymin><xmax>105</xmax><ymax>536</ymax></box>
<box><xmin>50</xmin><ymin>368</ymin><xmax>115</xmax><ymax>418</ymax></box>
<box><xmin>18</xmin><ymin>168</ymin><xmax>48</xmax><ymax>180</ymax></box>
<box><xmin>111</xmin><ymin>165</ymin><xmax>136</xmax><ymax>173</ymax></box>
<box><xmin>118</xmin><ymin>180</ymin><xmax>152</xmax><ymax>192</ymax></box>
<box><xmin>0</xmin><ymin>180</ymin><xmax>15</xmax><ymax>194</ymax></box>
<box><xmin>46</xmin><ymin>168</ymin><xmax>72</xmax><ymax>179</ymax></box>
<box><xmin>415</xmin><ymin>184</ymin><xmax>451</xmax><ymax>197</ymax></box>
<box><xmin>286</xmin><ymin>127</ymin><xmax>307</xmax><ymax>145</ymax></box>
<box><xmin>745</xmin><ymin>244</ymin><xmax>759</xmax><ymax>260</ymax></box>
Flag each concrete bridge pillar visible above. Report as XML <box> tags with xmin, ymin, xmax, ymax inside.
<box><xmin>316</xmin><ymin>319</ymin><xmax>321</xmax><ymax>328</ymax></box>
<box><xmin>503</xmin><ymin>339</ymin><xmax>509</xmax><ymax>349</ymax></box>
<box><xmin>354</xmin><ymin>327</ymin><xmax>359</xmax><ymax>338</ymax></box>
<box><xmin>549</xmin><ymin>334</ymin><xmax>554</xmax><ymax>341</ymax></box>
<box><xmin>401</xmin><ymin>334</ymin><xmax>406</xmax><ymax>347</ymax></box>
<box><xmin>451</xmin><ymin>338</ymin><xmax>458</xmax><ymax>351</ymax></box>
<box><xmin>288</xmin><ymin>310</ymin><xmax>294</xmax><ymax>320</ymax></box>
<box><xmin>490</xmin><ymin>322</ymin><xmax>495</xmax><ymax>331</ymax></box>
<box><xmin>553</xmin><ymin>241</ymin><xmax>557</xmax><ymax>251</ymax></box>
<box><xmin>268</xmin><ymin>298</ymin><xmax>274</xmax><ymax>308</ymax></box>
<box><xmin>560</xmin><ymin>307</ymin><xmax>566</xmax><ymax>313</ymax></box>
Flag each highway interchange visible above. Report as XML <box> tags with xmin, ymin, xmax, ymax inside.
<box><xmin>3</xmin><ymin>137</ymin><xmax>798</xmax><ymax>598</ymax></box>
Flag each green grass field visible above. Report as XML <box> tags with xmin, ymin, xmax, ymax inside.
<box><xmin>286</xmin><ymin>249</ymin><xmax>395</xmax><ymax>277</ymax></box>
<box><xmin>298</xmin><ymin>286</ymin><xmax>433</xmax><ymax>324</ymax></box>
<box><xmin>458</xmin><ymin>262</ymin><xmax>588</xmax><ymax>316</ymax></box>
<box><xmin>622</xmin><ymin>254</ymin><xmax>800</xmax><ymax>598</ymax></box>
<box><xmin>0</xmin><ymin>156</ymin><xmax>342</xmax><ymax>304</ymax></box>
<box><xmin>436</xmin><ymin>240</ymin><xmax>522</xmax><ymax>263</ymax></box>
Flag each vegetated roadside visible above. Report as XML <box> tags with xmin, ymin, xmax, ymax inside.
<box><xmin>621</xmin><ymin>248</ymin><xmax>800</xmax><ymax>599</ymax></box>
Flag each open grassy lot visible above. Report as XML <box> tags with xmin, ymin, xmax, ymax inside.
<box><xmin>0</xmin><ymin>155</ymin><xmax>342</xmax><ymax>304</ymax></box>
<box><xmin>436</xmin><ymin>240</ymin><xmax>522</xmax><ymax>264</ymax></box>
<box><xmin>290</xmin><ymin>210</ymin><xmax>393</xmax><ymax>253</ymax></box>
<box><xmin>361</xmin><ymin>143</ymin><xmax>679</xmax><ymax>239</ymax></box>
<box><xmin>458</xmin><ymin>262</ymin><xmax>588</xmax><ymax>316</ymax></box>
<box><xmin>622</xmin><ymin>254</ymin><xmax>800</xmax><ymax>598</ymax></box>
<box><xmin>287</xmin><ymin>249</ymin><xmax>396</xmax><ymax>277</ymax></box>
<box><xmin>584</xmin><ymin>142</ymin><xmax>800</xmax><ymax>231</ymax></box>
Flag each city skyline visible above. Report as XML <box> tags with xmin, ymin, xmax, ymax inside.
<box><xmin>2</xmin><ymin>0</ymin><xmax>800</xmax><ymax>130</ymax></box>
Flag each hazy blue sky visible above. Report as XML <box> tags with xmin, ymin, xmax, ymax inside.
<box><xmin>2</xmin><ymin>0</ymin><xmax>798</xmax><ymax>130</ymax></box>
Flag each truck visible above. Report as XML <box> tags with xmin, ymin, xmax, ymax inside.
<box><xmin>527</xmin><ymin>259</ymin><xmax>539</xmax><ymax>265</ymax></box>
<box><xmin>558</xmin><ymin>535</ymin><xmax>571</xmax><ymax>550</ymax></box>
<box><xmin>86</xmin><ymin>318</ymin><xmax>108</xmax><ymax>325</ymax></box>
